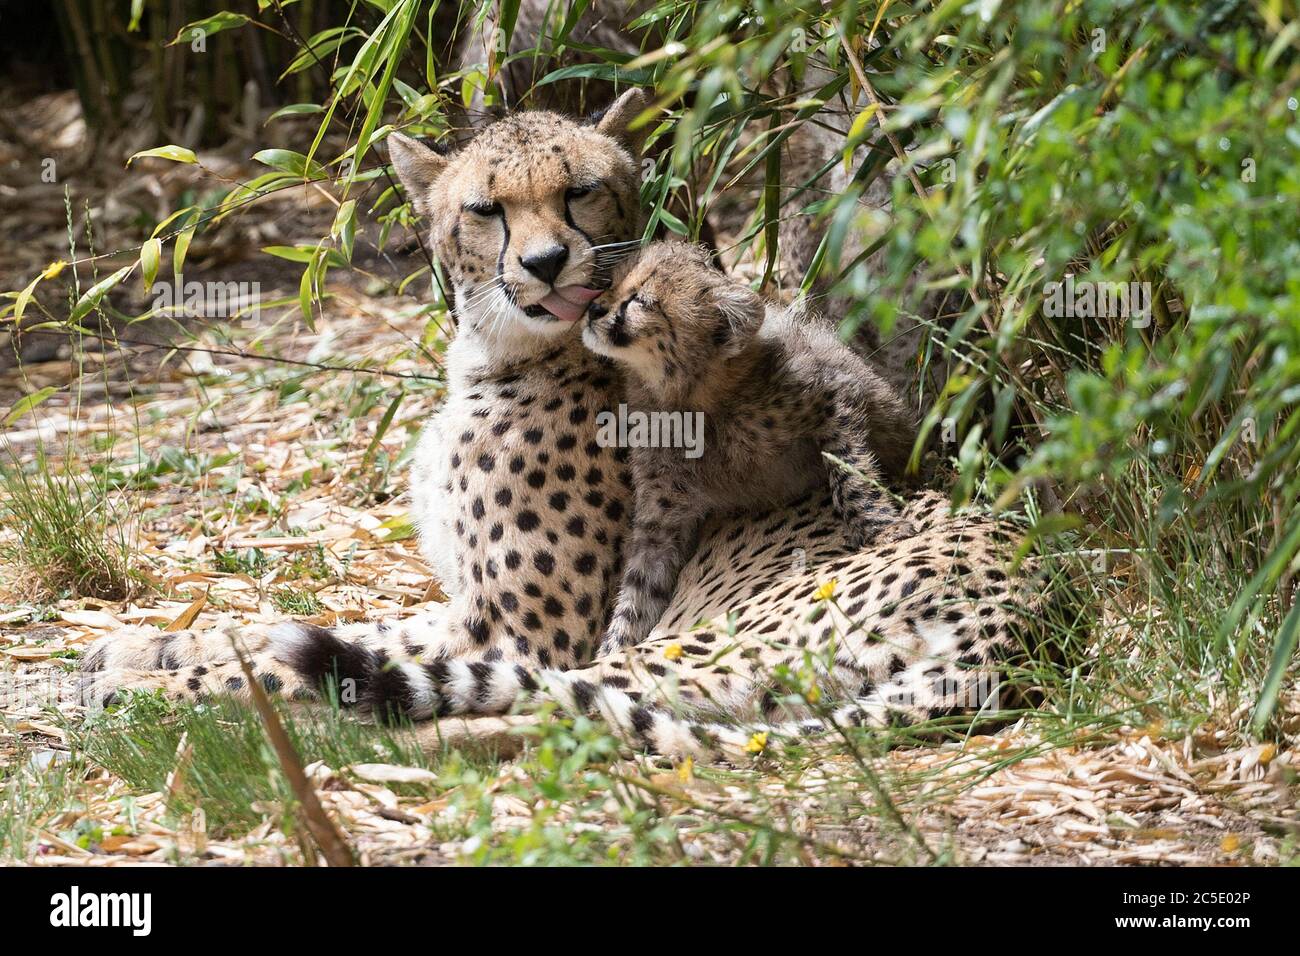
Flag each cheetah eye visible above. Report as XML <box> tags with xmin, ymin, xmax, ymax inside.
<box><xmin>464</xmin><ymin>200</ymin><xmax>502</xmax><ymax>217</ymax></box>
<box><xmin>565</xmin><ymin>184</ymin><xmax>597</xmax><ymax>201</ymax></box>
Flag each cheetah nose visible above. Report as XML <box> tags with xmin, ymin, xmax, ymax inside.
<box><xmin>587</xmin><ymin>304</ymin><xmax>609</xmax><ymax>322</ymax></box>
<box><xmin>520</xmin><ymin>245</ymin><xmax>569</xmax><ymax>285</ymax></box>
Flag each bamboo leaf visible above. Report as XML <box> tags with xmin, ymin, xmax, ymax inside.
<box><xmin>13</xmin><ymin>273</ymin><xmax>44</xmax><ymax>322</ymax></box>
<box><xmin>843</xmin><ymin>103</ymin><xmax>878</xmax><ymax>170</ymax></box>
<box><xmin>332</xmin><ymin>200</ymin><xmax>357</xmax><ymax>262</ymax></box>
<box><xmin>151</xmin><ymin>207</ymin><xmax>199</xmax><ymax>239</ymax></box>
<box><xmin>127</xmin><ymin>145</ymin><xmax>198</xmax><ymax>167</ymax></box>
<box><xmin>263</xmin><ymin>245</ymin><xmax>348</xmax><ymax>268</ymax></box>
<box><xmin>169</xmin><ymin>13</ymin><xmax>250</xmax><ymax>46</ymax></box>
<box><xmin>4</xmin><ymin>387</ymin><xmax>59</xmax><ymax>427</ymax></box>
<box><xmin>345</xmin><ymin>0</ymin><xmax>420</xmax><ymax>195</ymax></box>
<box><xmin>267</xmin><ymin>103</ymin><xmax>327</xmax><ymax>121</ymax></box>
<box><xmin>376</xmin><ymin>513</ymin><xmax>415</xmax><ymax>541</ymax></box>
<box><xmin>299</xmin><ymin>264</ymin><xmax>314</xmax><ymax>331</ymax></box>
<box><xmin>69</xmin><ymin>266</ymin><xmax>132</xmax><ymax>324</ymax></box>
<box><xmin>140</xmin><ymin>238</ymin><xmax>162</xmax><ymax>291</ymax></box>
<box><xmin>173</xmin><ymin>226</ymin><xmax>196</xmax><ymax>281</ymax></box>
<box><xmin>253</xmin><ymin>149</ymin><xmax>327</xmax><ymax>179</ymax></box>
<box><xmin>279</xmin><ymin>26</ymin><xmax>359</xmax><ymax>80</ymax></box>
<box><xmin>361</xmin><ymin>391</ymin><xmax>404</xmax><ymax>474</ymax></box>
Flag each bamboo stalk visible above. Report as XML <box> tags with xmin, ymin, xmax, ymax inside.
<box><xmin>88</xmin><ymin>0</ymin><xmax>123</xmax><ymax>123</ymax></box>
<box><xmin>58</xmin><ymin>0</ymin><xmax>113</xmax><ymax>128</ymax></box>
<box><xmin>231</xmin><ymin>644</ymin><xmax>356</xmax><ymax>867</ymax></box>
<box><xmin>150</xmin><ymin>0</ymin><xmax>168</xmax><ymax>135</ymax></box>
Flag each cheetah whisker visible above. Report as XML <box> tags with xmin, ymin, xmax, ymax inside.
<box><xmin>461</xmin><ymin>277</ymin><xmax>507</xmax><ymax>310</ymax></box>
<box><xmin>485</xmin><ymin>286</ymin><xmax>515</xmax><ymax>339</ymax></box>
<box><xmin>589</xmin><ymin>239</ymin><xmax>643</xmax><ymax>249</ymax></box>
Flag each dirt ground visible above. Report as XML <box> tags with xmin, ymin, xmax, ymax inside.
<box><xmin>2</xmin><ymin>91</ymin><xmax>1298</xmax><ymax>867</ymax></box>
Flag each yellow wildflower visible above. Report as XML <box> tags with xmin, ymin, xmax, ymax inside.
<box><xmin>42</xmin><ymin>260</ymin><xmax>67</xmax><ymax>280</ymax></box>
<box><xmin>812</xmin><ymin>578</ymin><xmax>838</xmax><ymax>602</ymax></box>
<box><xmin>663</xmin><ymin>643</ymin><xmax>683</xmax><ymax>661</ymax></box>
<box><xmin>676</xmin><ymin>756</ymin><xmax>694</xmax><ymax>783</ymax></box>
<box><xmin>744</xmin><ymin>731</ymin><xmax>768</xmax><ymax>754</ymax></box>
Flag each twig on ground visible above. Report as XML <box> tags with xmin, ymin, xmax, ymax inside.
<box><xmin>231</xmin><ymin>641</ymin><xmax>356</xmax><ymax>866</ymax></box>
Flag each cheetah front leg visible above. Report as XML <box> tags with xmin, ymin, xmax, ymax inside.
<box><xmin>822</xmin><ymin>395</ymin><xmax>916</xmax><ymax>549</ymax></box>
<box><xmin>598</xmin><ymin>485</ymin><xmax>703</xmax><ymax>656</ymax></box>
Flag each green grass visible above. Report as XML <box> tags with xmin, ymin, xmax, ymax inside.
<box><xmin>72</xmin><ymin>691</ymin><xmax>447</xmax><ymax>839</ymax></box>
<box><xmin>0</xmin><ymin>740</ymin><xmax>86</xmax><ymax>861</ymax></box>
<box><xmin>59</xmin><ymin>689</ymin><xmax>990</xmax><ymax>865</ymax></box>
<box><xmin>271</xmin><ymin>587</ymin><xmax>325</xmax><ymax>616</ymax></box>
<box><xmin>211</xmin><ymin>548</ymin><xmax>271</xmax><ymax>576</ymax></box>
<box><xmin>0</xmin><ymin>445</ymin><xmax>142</xmax><ymax>602</ymax></box>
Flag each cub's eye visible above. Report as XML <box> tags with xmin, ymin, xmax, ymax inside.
<box><xmin>464</xmin><ymin>200</ymin><xmax>502</xmax><ymax>217</ymax></box>
<box><xmin>565</xmin><ymin>184</ymin><xmax>596</xmax><ymax>201</ymax></box>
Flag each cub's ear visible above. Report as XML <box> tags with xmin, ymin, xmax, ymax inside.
<box><xmin>388</xmin><ymin>132</ymin><xmax>450</xmax><ymax>216</ymax></box>
<box><xmin>592</xmin><ymin>88</ymin><xmax>654</xmax><ymax>155</ymax></box>
<box><xmin>714</xmin><ymin>282</ymin><xmax>764</xmax><ymax>357</ymax></box>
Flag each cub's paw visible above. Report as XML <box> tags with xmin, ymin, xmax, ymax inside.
<box><xmin>596</xmin><ymin>624</ymin><xmax>636</xmax><ymax>659</ymax></box>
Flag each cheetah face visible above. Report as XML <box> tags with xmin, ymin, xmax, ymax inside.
<box><xmin>388</xmin><ymin>91</ymin><xmax>649</xmax><ymax>338</ymax></box>
<box><xmin>582</xmin><ymin>240</ymin><xmax>764</xmax><ymax>397</ymax></box>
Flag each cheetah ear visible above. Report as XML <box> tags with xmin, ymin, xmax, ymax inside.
<box><xmin>714</xmin><ymin>282</ymin><xmax>764</xmax><ymax>357</ymax></box>
<box><xmin>593</xmin><ymin>88</ymin><xmax>653</xmax><ymax>154</ymax></box>
<box><xmin>388</xmin><ymin>132</ymin><xmax>450</xmax><ymax>216</ymax></box>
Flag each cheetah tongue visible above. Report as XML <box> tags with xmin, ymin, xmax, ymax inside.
<box><xmin>539</xmin><ymin>286</ymin><xmax>600</xmax><ymax>323</ymax></box>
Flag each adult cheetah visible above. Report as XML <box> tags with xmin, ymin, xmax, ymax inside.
<box><xmin>81</xmin><ymin>92</ymin><xmax>1039</xmax><ymax>759</ymax></box>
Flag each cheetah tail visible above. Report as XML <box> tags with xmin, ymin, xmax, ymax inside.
<box><xmin>271</xmin><ymin>627</ymin><xmax>863</xmax><ymax>761</ymax></box>
<box><xmin>270</xmin><ymin>625</ymin><xmax>754</xmax><ymax>757</ymax></box>
<box><xmin>268</xmin><ymin>622</ymin><xmax>445</xmax><ymax>720</ymax></box>
<box><xmin>391</xmin><ymin>657</ymin><xmax>908</xmax><ymax>760</ymax></box>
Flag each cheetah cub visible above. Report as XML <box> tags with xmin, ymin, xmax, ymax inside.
<box><xmin>582</xmin><ymin>241</ymin><xmax>917</xmax><ymax>654</ymax></box>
